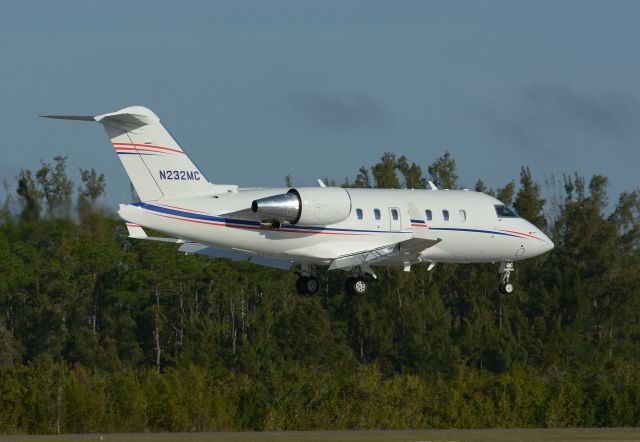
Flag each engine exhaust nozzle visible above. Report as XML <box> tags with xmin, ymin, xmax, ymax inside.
<box><xmin>251</xmin><ymin>192</ymin><xmax>301</xmax><ymax>224</ymax></box>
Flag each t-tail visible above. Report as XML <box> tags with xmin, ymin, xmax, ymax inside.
<box><xmin>42</xmin><ymin>106</ymin><xmax>231</xmax><ymax>201</ymax></box>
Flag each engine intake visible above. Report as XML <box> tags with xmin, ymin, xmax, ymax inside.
<box><xmin>251</xmin><ymin>187</ymin><xmax>351</xmax><ymax>226</ymax></box>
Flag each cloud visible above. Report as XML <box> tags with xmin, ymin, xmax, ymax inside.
<box><xmin>476</xmin><ymin>84</ymin><xmax>640</xmax><ymax>146</ymax></box>
<box><xmin>522</xmin><ymin>84</ymin><xmax>639</xmax><ymax>135</ymax></box>
<box><xmin>284</xmin><ymin>91</ymin><xmax>391</xmax><ymax>130</ymax></box>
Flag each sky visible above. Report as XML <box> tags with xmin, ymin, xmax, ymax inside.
<box><xmin>0</xmin><ymin>0</ymin><xmax>638</xmax><ymax>206</ymax></box>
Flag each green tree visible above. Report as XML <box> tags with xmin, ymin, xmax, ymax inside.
<box><xmin>35</xmin><ymin>156</ymin><xmax>73</xmax><ymax>217</ymax></box>
<box><xmin>371</xmin><ymin>152</ymin><xmax>400</xmax><ymax>188</ymax></box>
<box><xmin>397</xmin><ymin>155</ymin><xmax>425</xmax><ymax>189</ymax></box>
<box><xmin>16</xmin><ymin>169</ymin><xmax>42</xmax><ymax>221</ymax></box>
<box><xmin>514</xmin><ymin>167</ymin><xmax>546</xmax><ymax>229</ymax></box>
<box><xmin>428</xmin><ymin>151</ymin><xmax>458</xmax><ymax>189</ymax></box>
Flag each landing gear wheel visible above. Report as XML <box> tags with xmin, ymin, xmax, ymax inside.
<box><xmin>303</xmin><ymin>276</ymin><xmax>319</xmax><ymax>295</ymax></box>
<box><xmin>498</xmin><ymin>282</ymin><xmax>514</xmax><ymax>294</ymax></box>
<box><xmin>296</xmin><ymin>276</ymin><xmax>319</xmax><ymax>295</ymax></box>
<box><xmin>353</xmin><ymin>278</ymin><xmax>367</xmax><ymax>295</ymax></box>
<box><xmin>351</xmin><ymin>277</ymin><xmax>368</xmax><ymax>295</ymax></box>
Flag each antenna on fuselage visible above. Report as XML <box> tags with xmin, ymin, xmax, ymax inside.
<box><xmin>428</xmin><ymin>181</ymin><xmax>438</xmax><ymax>190</ymax></box>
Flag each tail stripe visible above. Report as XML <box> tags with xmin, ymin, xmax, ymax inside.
<box><xmin>114</xmin><ymin>147</ymin><xmax>166</xmax><ymax>155</ymax></box>
<box><xmin>112</xmin><ymin>142</ymin><xmax>185</xmax><ymax>155</ymax></box>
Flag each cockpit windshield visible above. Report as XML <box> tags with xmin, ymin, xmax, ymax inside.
<box><xmin>495</xmin><ymin>204</ymin><xmax>518</xmax><ymax>218</ymax></box>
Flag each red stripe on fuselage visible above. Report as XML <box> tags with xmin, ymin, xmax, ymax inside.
<box><xmin>497</xmin><ymin>229</ymin><xmax>545</xmax><ymax>241</ymax></box>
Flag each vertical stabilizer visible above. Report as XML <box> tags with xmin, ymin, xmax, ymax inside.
<box><xmin>95</xmin><ymin>106</ymin><xmax>210</xmax><ymax>201</ymax></box>
<box><xmin>43</xmin><ymin>106</ymin><xmax>217</xmax><ymax>201</ymax></box>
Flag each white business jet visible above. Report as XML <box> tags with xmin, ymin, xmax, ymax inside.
<box><xmin>43</xmin><ymin>106</ymin><xmax>553</xmax><ymax>295</ymax></box>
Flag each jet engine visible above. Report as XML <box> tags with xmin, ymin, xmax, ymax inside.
<box><xmin>251</xmin><ymin>187</ymin><xmax>351</xmax><ymax>226</ymax></box>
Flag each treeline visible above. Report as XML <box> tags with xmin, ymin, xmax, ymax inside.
<box><xmin>0</xmin><ymin>153</ymin><xmax>639</xmax><ymax>433</ymax></box>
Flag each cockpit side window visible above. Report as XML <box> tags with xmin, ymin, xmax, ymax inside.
<box><xmin>495</xmin><ymin>204</ymin><xmax>518</xmax><ymax>218</ymax></box>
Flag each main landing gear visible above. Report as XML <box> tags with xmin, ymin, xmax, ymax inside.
<box><xmin>295</xmin><ymin>263</ymin><xmax>320</xmax><ymax>295</ymax></box>
<box><xmin>295</xmin><ymin>264</ymin><xmax>373</xmax><ymax>296</ymax></box>
<box><xmin>498</xmin><ymin>261</ymin><xmax>515</xmax><ymax>294</ymax></box>
<box><xmin>295</xmin><ymin>273</ymin><xmax>370</xmax><ymax>295</ymax></box>
<box><xmin>344</xmin><ymin>265</ymin><xmax>375</xmax><ymax>295</ymax></box>
<box><xmin>344</xmin><ymin>276</ymin><xmax>368</xmax><ymax>295</ymax></box>
<box><xmin>296</xmin><ymin>275</ymin><xmax>320</xmax><ymax>295</ymax></box>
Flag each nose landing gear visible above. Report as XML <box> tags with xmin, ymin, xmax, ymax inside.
<box><xmin>498</xmin><ymin>261</ymin><xmax>515</xmax><ymax>294</ymax></box>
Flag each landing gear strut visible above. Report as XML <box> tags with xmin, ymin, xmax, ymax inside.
<box><xmin>498</xmin><ymin>261</ymin><xmax>514</xmax><ymax>294</ymax></box>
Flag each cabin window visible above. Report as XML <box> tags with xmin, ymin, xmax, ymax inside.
<box><xmin>374</xmin><ymin>208</ymin><xmax>381</xmax><ymax>220</ymax></box>
<box><xmin>494</xmin><ymin>205</ymin><xmax>518</xmax><ymax>218</ymax></box>
<box><xmin>442</xmin><ymin>210</ymin><xmax>449</xmax><ymax>221</ymax></box>
<box><xmin>459</xmin><ymin>210</ymin><xmax>467</xmax><ymax>222</ymax></box>
<box><xmin>391</xmin><ymin>209</ymin><xmax>399</xmax><ymax>220</ymax></box>
<box><xmin>425</xmin><ymin>209</ymin><xmax>432</xmax><ymax>221</ymax></box>
<box><xmin>356</xmin><ymin>208</ymin><xmax>363</xmax><ymax>220</ymax></box>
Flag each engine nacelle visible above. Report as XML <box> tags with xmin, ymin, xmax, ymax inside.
<box><xmin>251</xmin><ymin>187</ymin><xmax>351</xmax><ymax>226</ymax></box>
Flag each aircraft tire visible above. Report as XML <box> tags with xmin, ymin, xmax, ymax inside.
<box><xmin>304</xmin><ymin>276</ymin><xmax>319</xmax><ymax>295</ymax></box>
<box><xmin>296</xmin><ymin>276</ymin><xmax>319</xmax><ymax>295</ymax></box>
<box><xmin>352</xmin><ymin>277</ymin><xmax>368</xmax><ymax>295</ymax></box>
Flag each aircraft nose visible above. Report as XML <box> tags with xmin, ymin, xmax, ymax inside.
<box><xmin>539</xmin><ymin>232</ymin><xmax>554</xmax><ymax>254</ymax></box>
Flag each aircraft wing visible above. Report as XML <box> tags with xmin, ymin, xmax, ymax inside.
<box><xmin>328</xmin><ymin>236</ymin><xmax>441</xmax><ymax>270</ymax></box>
<box><xmin>125</xmin><ymin>223</ymin><xmax>293</xmax><ymax>270</ymax></box>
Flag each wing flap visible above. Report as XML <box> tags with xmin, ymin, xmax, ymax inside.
<box><xmin>328</xmin><ymin>237</ymin><xmax>441</xmax><ymax>270</ymax></box>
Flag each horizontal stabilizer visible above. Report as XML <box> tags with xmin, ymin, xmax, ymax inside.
<box><xmin>125</xmin><ymin>222</ymin><xmax>147</xmax><ymax>238</ymax></box>
<box><xmin>40</xmin><ymin>114</ymin><xmax>96</xmax><ymax>121</ymax></box>
<box><xmin>41</xmin><ymin>110</ymin><xmax>151</xmax><ymax>128</ymax></box>
<box><xmin>125</xmin><ymin>222</ymin><xmax>185</xmax><ymax>243</ymax></box>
